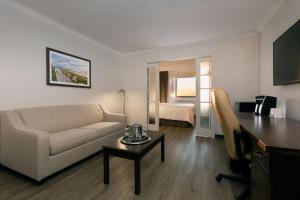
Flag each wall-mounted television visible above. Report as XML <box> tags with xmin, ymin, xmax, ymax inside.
<box><xmin>273</xmin><ymin>19</ymin><xmax>300</xmax><ymax>85</ymax></box>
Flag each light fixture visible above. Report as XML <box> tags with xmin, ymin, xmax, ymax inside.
<box><xmin>118</xmin><ymin>89</ymin><xmax>125</xmax><ymax>114</ymax></box>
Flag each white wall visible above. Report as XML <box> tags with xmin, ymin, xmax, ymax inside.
<box><xmin>0</xmin><ymin>1</ymin><xmax>122</xmax><ymax>113</ymax></box>
<box><xmin>259</xmin><ymin>0</ymin><xmax>300</xmax><ymax>120</ymax></box>
<box><xmin>1</xmin><ymin>0</ymin><xmax>271</xmax><ymax>132</ymax></box>
<box><xmin>120</xmin><ymin>34</ymin><xmax>260</xmax><ymax>134</ymax></box>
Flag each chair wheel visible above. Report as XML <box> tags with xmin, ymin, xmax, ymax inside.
<box><xmin>215</xmin><ymin>175</ymin><xmax>222</xmax><ymax>182</ymax></box>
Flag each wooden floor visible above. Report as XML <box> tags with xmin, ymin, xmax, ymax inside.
<box><xmin>0</xmin><ymin>126</ymin><xmax>245</xmax><ymax>200</ymax></box>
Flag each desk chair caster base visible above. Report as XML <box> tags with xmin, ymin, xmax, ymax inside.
<box><xmin>215</xmin><ymin>173</ymin><xmax>250</xmax><ymax>200</ymax></box>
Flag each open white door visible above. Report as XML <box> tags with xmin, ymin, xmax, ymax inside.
<box><xmin>196</xmin><ymin>57</ymin><xmax>213</xmax><ymax>137</ymax></box>
<box><xmin>147</xmin><ymin>62</ymin><xmax>160</xmax><ymax>131</ymax></box>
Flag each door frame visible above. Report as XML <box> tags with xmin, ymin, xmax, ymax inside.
<box><xmin>147</xmin><ymin>62</ymin><xmax>160</xmax><ymax>131</ymax></box>
<box><xmin>195</xmin><ymin>56</ymin><xmax>213</xmax><ymax>138</ymax></box>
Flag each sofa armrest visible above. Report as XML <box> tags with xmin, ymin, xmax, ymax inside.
<box><xmin>1</xmin><ymin>111</ymin><xmax>49</xmax><ymax>181</ymax></box>
<box><xmin>99</xmin><ymin>105</ymin><xmax>126</xmax><ymax>128</ymax></box>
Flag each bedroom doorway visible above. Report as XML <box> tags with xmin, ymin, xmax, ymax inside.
<box><xmin>159</xmin><ymin>59</ymin><xmax>197</xmax><ymax>129</ymax></box>
<box><xmin>147</xmin><ymin>57</ymin><xmax>213</xmax><ymax>137</ymax></box>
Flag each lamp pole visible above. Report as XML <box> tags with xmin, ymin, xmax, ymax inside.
<box><xmin>118</xmin><ymin>89</ymin><xmax>125</xmax><ymax>114</ymax></box>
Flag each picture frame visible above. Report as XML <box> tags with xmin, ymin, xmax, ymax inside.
<box><xmin>46</xmin><ymin>47</ymin><xmax>91</xmax><ymax>88</ymax></box>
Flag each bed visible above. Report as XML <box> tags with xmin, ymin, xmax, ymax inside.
<box><xmin>159</xmin><ymin>103</ymin><xmax>195</xmax><ymax>127</ymax></box>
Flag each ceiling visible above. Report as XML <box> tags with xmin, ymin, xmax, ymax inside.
<box><xmin>13</xmin><ymin>0</ymin><xmax>282</xmax><ymax>54</ymax></box>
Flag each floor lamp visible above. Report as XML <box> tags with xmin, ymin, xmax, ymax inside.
<box><xmin>118</xmin><ymin>89</ymin><xmax>125</xmax><ymax>114</ymax></box>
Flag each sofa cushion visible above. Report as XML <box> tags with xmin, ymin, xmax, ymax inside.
<box><xmin>16</xmin><ymin>104</ymin><xmax>103</xmax><ymax>133</ymax></box>
<box><xmin>80</xmin><ymin>122</ymin><xmax>123</xmax><ymax>138</ymax></box>
<box><xmin>49</xmin><ymin>128</ymin><xmax>99</xmax><ymax>155</ymax></box>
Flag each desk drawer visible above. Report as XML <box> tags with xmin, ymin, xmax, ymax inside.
<box><xmin>251</xmin><ymin>157</ymin><xmax>269</xmax><ymax>200</ymax></box>
<box><xmin>252</xmin><ymin>145</ymin><xmax>269</xmax><ymax>173</ymax></box>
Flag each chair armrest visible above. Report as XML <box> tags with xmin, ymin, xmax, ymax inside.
<box><xmin>234</xmin><ymin>126</ymin><xmax>251</xmax><ymax>160</ymax></box>
<box><xmin>1</xmin><ymin>111</ymin><xmax>49</xmax><ymax>181</ymax></box>
<box><xmin>99</xmin><ymin>105</ymin><xmax>126</xmax><ymax>127</ymax></box>
<box><xmin>233</xmin><ymin>129</ymin><xmax>244</xmax><ymax>159</ymax></box>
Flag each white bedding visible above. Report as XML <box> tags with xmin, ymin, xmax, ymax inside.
<box><xmin>159</xmin><ymin>103</ymin><xmax>195</xmax><ymax>125</ymax></box>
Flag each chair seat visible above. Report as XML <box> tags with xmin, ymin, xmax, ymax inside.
<box><xmin>80</xmin><ymin>122</ymin><xmax>123</xmax><ymax>138</ymax></box>
<box><xmin>50</xmin><ymin>128</ymin><xmax>99</xmax><ymax>155</ymax></box>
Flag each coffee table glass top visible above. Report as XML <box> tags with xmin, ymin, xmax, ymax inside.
<box><xmin>102</xmin><ymin>131</ymin><xmax>164</xmax><ymax>154</ymax></box>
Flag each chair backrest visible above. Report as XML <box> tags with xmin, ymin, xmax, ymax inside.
<box><xmin>211</xmin><ymin>88</ymin><xmax>240</xmax><ymax>160</ymax></box>
<box><xmin>15</xmin><ymin>104</ymin><xmax>104</xmax><ymax>133</ymax></box>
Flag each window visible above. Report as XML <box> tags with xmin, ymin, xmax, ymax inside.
<box><xmin>176</xmin><ymin>77</ymin><xmax>196</xmax><ymax>97</ymax></box>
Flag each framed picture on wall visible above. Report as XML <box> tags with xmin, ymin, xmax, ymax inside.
<box><xmin>46</xmin><ymin>47</ymin><xmax>91</xmax><ymax>88</ymax></box>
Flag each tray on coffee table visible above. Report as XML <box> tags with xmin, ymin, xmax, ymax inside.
<box><xmin>120</xmin><ymin>135</ymin><xmax>151</xmax><ymax>145</ymax></box>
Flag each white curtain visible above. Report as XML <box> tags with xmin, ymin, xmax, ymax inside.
<box><xmin>168</xmin><ymin>77</ymin><xmax>177</xmax><ymax>103</ymax></box>
<box><xmin>166</xmin><ymin>70</ymin><xmax>197</xmax><ymax>103</ymax></box>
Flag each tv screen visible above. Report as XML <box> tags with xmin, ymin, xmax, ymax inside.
<box><xmin>273</xmin><ymin>20</ymin><xmax>300</xmax><ymax>85</ymax></box>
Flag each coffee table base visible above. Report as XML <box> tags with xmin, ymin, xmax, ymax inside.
<box><xmin>103</xmin><ymin>134</ymin><xmax>165</xmax><ymax>195</ymax></box>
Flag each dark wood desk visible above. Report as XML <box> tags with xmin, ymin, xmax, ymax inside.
<box><xmin>236</xmin><ymin>113</ymin><xmax>300</xmax><ymax>200</ymax></box>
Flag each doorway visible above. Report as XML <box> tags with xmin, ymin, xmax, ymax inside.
<box><xmin>147</xmin><ymin>57</ymin><xmax>213</xmax><ymax>137</ymax></box>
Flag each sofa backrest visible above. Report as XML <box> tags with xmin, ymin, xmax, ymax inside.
<box><xmin>16</xmin><ymin>104</ymin><xmax>103</xmax><ymax>133</ymax></box>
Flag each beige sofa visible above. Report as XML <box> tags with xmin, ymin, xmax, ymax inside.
<box><xmin>0</xmin><ymin>104</ymin><xmax>125</xmax><ymax>181</ymax></box>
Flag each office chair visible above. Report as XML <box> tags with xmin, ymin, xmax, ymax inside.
<box><xmin>211</xmin><ymin>89</ymin><xmax>251</xmax><ymax>200</ymax></box>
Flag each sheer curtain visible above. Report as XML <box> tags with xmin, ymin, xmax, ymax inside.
<box><xmin>168</xmin><ymin>77</ymin><xmax>177</xmax><ymax>103</ymax></box>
